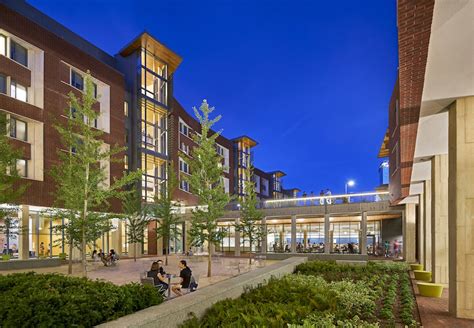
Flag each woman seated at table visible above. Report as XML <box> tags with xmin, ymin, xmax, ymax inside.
<box><xmin>147</xmin><ymin>261</ymin><xmax>168</xmax><ymax>291</ymax></box>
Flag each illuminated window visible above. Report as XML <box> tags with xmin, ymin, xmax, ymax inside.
<box><xmin>140</xmin><ymin>49</ymin><xmax>168</xmax><ymax>105</ymax></box>
<box><xmin>140</xmin><ymin>99</ymin><xmax>167</xmax><ymax>155</ymax></box>
<box><xmin>10</xmin><ymin>40</ymin><xmax>27</xmax><ymax>67</ymax></box>
<box><xmin>10</xmin><ymin>81</ymin><xmax>27</xmax><ymax>102</ymax></box>
<box><xmin>124</xmin><ymin>101</ymin><xmax>129</xmax><ymax>117</ymax></box>
<box><xmin>124</xmin><ymin>154</ymin><xmax>128</xmax><ymax>170</ymax></box>
<box><xmin>0</xmin><ymin>34</ymin><xmax>6</xmax><ymax>56</ymax></box>
<box><xmin>71</xmin><ymin>70</ymin><xmax>84</xmax><ymax>90</ymax></box>
<box><xmin>10</xmin><ymin>117</ymin><xmax>27</xmax><ymax>141</ymax></box>
<box><xmin>16</xmin><ymin>159</ymin><xmax>27</xmax><ymax>177</ymax></box>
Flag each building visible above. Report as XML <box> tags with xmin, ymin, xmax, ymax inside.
<box><xmin>379</xmin><ymin>0</ymin><xmax>474</xmax><ymax>319</ymax></box>
<box><xmin>0</xmin><ymin>0</ymin><xmax>296</xmax><ymax>261</ymax></box>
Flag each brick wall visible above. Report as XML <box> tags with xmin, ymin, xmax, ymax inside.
<box><xmin>389</xmin><ymin>0</ymin><xmax>435</xmax><ymax>204</ymax></box>
<box><xmin>0</xmin><ymin>4</ymin><xmax>126</xmax><ymax>212</ymax></box>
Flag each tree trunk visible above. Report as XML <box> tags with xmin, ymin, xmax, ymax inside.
<box><xmin>81</xmin><ymin>164</ymin><xmax>89</xmax><ymax>277</ymax></box>
<box><xmin>249</xmin><ymin>239</ymin><xmax>253</xmax><ymax>265</ymax></box>
<box><xmin>68</xmin><ymin>238</ymin><xmax>73</xmax><ymax>275</ymax></box>
<box><xmin>134</xmin><ymin>242</ymin><xmax>137</xmax><ymax>262</ymax></box>
<box><xmin>207</xmin><ymin>243</ymin><xmax>212</xmax><ymax>277</ymax></box>
<box><xmin>165</xmin><ymin>235</ymin><xmax>169</xmax><ymax>266</ymax></box>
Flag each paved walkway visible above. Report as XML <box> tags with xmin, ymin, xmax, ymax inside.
<box><xmin>1</xmin><ymin>255</ymin><xmax>275</xmax><ymax>291</ymax></box>
<box><xmin>412</xmin><ymin>276</ymin><xmax>474</xmax><ymax>327</ymax></box>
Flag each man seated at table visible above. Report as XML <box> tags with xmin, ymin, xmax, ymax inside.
<box><xmin>171</xmin><ymin>260</ymin><xmax>192</xmax><ymax>296</ymax></box>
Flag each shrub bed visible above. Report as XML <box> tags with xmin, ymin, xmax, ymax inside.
<box><xmin>181</xmin><ymin>261</ymin><xmax>419</xmax><ymax>328</ymax></box>
<box><xmin>0</xmin><ymin>272</ymin><xmax>163</xmax><ymax>327</ymax></box>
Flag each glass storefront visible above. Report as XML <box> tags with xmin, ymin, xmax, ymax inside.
<box><xmin>295</xmin><ymin>221</ymin><xmax>325</xmax><ymax>253</ymax></box>
<box><xmin>266</xmin><ymin>220</ymin><xmax>291</xmax><ymax>253</ymax></box>
<box><xmin>330</xmin><ymin>221</ymin><xmax>361</xmax><ymax>254</ymax></box>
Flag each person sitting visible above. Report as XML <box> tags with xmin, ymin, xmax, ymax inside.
<box><xmin>171</xmin><ymin>260</ymin><xmax>192</xmax><ymax>297</ymax></box>
<box><xmin>148</xmin><ymin>261</ymin><xmax>168</xmax><ymax>293</ymax></box>
<box><xmin>284</xmin><ymin>244</ymin><xmax>291</xmax><ymax>253</ymax></box>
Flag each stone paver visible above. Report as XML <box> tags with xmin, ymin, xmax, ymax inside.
<box><xmin>0</xmin><ymin>255</ymin><xmax>276</xmax><ymax>291</ymax></box>
<box><xmin>412</xmin><ymin>277</ymin><xmax>474</xmax><ymax>327</ymax></box>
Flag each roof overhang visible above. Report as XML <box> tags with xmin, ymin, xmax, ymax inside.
<box><xmin>378</xmin><ymin>129</ymin><xmax>390</xmax><ymax>158</ymax></box>
<box><xmin>232</xmin><ymin>135</ymin><xmax>258</xmax><ymax>147</ymax></box>
<box><xmin>119</xmin><ymin>32</ymin><xmax>182</xmax><ymax>73</ymax></box>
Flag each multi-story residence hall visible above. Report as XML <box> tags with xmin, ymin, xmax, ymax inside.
<box><xmin>378</xmin><ymin>0</ymin><xmax>474</xmax><ymax>319</ymax></box>
<box><xmin>0</xmin><ymin>0</ymin><xmax>296</xmax><ymax>261</ymax></box>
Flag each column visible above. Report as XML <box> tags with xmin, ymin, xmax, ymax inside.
<box><xmin>18</xmin><ymin>205</ymin><xmax>29</xmax><ymax>260</ymax></box>
<box><xmin>417</xmin><ymin>194</ymin><xmax>424</xmax><ymax>266</ymax></box>
<box><xmin>290</xmin><ymin>215</ymin><xmax>297</xmax><ymax>253</ymax></box>
<box><xmin>234</xmin><ymin>218</ymin><xmax>241</xmax><ymax>256</ymax></box>
<box><xmin>110</xmin><ymin>219</ymin><xmax>123</xmax><ymax>256</ymax></box>
<box><xmin>361</xmin><ymin>212</ymin><xmax>367</xmax><ymax>255</ymax></box>
<box><xmin>324</xmin><ymin>214</ymin><xmax>330</xmax><ymax>254</ymax></box>
<box><xmin>403</xmin><ymin>203</ymin><xmax>416</xmax><ymax>263</ymax></box>
<box><xmin>448</xmin><ymin>97</ymin><xmax>474</xmax><ymax>319</ymax></box>
<box><xmin>261</xmin><ymin>217</ymin><xmax>267</xmax><ymax>254</ymax></box>
<box><xmin>423</xmin><ymin>180</ymin><xmax>432</xmax><ymax>272</ymax></box>
<box><xmin>431</xmin><ymin>154</ymin><xmax>449</xmax><ymax>285</ymax></box>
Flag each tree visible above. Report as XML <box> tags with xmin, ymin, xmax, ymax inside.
<box><xmin>0</xmin><ymin>112</ymin><xmax>28</xmax><ymax>258</ymax></box>
<box><xmin>151</xmin><ymin>162</ymin><xmax>182</xmax><ymax>266</ymax></box>
<box><xmin>235</xmin><ymin>163</ymin><xmax>264</xmax><ymax>264</ymax></box>
<box><xmin>50</xmin><ymin>72</ymin><xmax>140</xmax><ymax>276</ymax></box>
<box><xmin>185</xmin><ymin>100</ymin><xmax>231</xmax><ymax>277</ymax></box>
<box><xmin>123</xmin><ymin>189</ymin><xmax>150</xmax><ymax>262</ymax></box>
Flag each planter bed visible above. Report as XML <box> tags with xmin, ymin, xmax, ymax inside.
<box><xmin>181</xmin><ymin>261</ymin><xmax>421</xmax><ymax>327</ymax></box>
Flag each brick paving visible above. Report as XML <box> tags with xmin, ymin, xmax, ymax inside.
<box><xmin>412</xmin><ymin>276</ymin><xmax>474</xmax><ymax>327</ymax></box>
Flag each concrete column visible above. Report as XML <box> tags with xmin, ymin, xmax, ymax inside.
<box><xmin>448</xmin><ymin>97</ymin><xmax>474</xmax><ymax>319</ymax></box>
<box><xmin>361</xmin><ymin>212</ymin><xmax>367</xmax><ymax>255</ymax></box>
<box><xmin>234</xmin><ymin>218</ymin><xmax>241</xmax><ymax>257</ymax></box>
<box><xmin>417</xmin><ymin>194</ymin><xmax>424</xmax><ymax>265</ymax></box>
<box><xmin>290</xmin><ymin>215</ymin><xmax>297</xmax><ymax>253</ymax></box>
<box><xmin>403</xmin><ymin>203</ymin><xmax>416</xmax><ymax>263</ymax></box>
<box><xmin>431</xmin><ymin>154</ymin><xmax>449</xmax><ymax>285</ymax></box>
<box><xmin>18</xmin><ymin>205</ymin><xmax>29</xmax><ymax>260</ymax></box>
<box><xmin>324</xmin><ymin>214</ymin><xmax>330</xmax><ymax>254</ymax></box>
<box><xmin>156</xmin><ymin>237</ymin><xmax>163</xmax><ymax>256</ymax></box>
<box><xmin>423</xmin><ymin>180</ymin><xmax>432</xmax><ymax>272</ymax></box>
<box><xmin>110</xmin><ymin>220</ymin><xmax>123</xmax><ymax>256</ymax></box>
<box><xmin>261</xmin><ymin>217</ymin><xmax>267</xmax><ymax>253</ymax></box>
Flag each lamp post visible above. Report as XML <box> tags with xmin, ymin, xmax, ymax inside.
<box><xmin>345</xmin><ymin>180</ymin><xmax>355</xmax><ymax>202</ymax></box>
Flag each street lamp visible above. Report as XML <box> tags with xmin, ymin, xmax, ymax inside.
<box><xmin>345</xmin><ymin>180</ymin><xmax>355</xmax><ymax>194</ymax></box>
<box><xmin>345</xmin><ymin>180</ymin><xmax>355</xmax><ymax>203</ymax></box>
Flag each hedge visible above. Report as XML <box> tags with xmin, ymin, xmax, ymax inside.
<box><xmin>0</xmin><ymin>272</ymin><xmax>162</xmax><ymax>327</ymax></box>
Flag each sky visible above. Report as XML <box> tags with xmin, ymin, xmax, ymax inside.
<box><xmin>29</xmin><ymin>0</ymin><xmax>398</xmax><ymax>195</ymax></box>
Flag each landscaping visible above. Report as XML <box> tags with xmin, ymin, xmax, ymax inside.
<box><xmin>181</xmin><ymin>261</ymin><xmax>419</xmax><ymax>327</ymax></box>
<box><xmin>0</xmin><ymin>272</ymin><xmax>163</xmax><ymax>327</ymax></box>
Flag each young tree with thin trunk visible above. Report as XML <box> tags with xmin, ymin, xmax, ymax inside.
<box><xmin>186</xmin><ymin>100</ymin><xmax>231</xmax><ymax>277</ymax></box>
<box><xmin>0</xmin><ymin>112</ymin><xmax>28</xmax><ymax>259</ymax></box>
<box><xmin>235</xmin><ymin>163</ymin><xmax>264</xmax><ymax>265</ymax></box>
<box><xmin>51</xmin><ymin>72</ymin><xmax>140</xmax><ymax>276</ymax></box>
<box><xmin>151</xmin><ymin>162</ymin><xmax>181</xmax><ymax>266</ymax></box>
<box><xmin>123</xmin><ymin>189</ymin><xmax>150</xmax><ymax>262</ymax></box>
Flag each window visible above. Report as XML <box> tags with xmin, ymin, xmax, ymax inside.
<box><xmin>180</xmin><ymin>142</ymin><xmax>189</xmax><ymax>155</ymax></box>
<box><xmin>71</xmin><ymin>70</ymin><xmax>84</xmax><ymax>90</ymax></box>
<box><xmin>92</xmin><ymin>82</ymin><xmax>98</xmax><ymax>98</ymax></box>
<box><xmin>124</xmin><ymin>154</ymin><xmax>128</xmax><ymax>170</ymax></box>
<box><xmin>0</xmin><ymin>74</ymin><xmax>6</xmax><ymax>94</ymax></box>
<box><xmin>16</xmin><ymin>159</ymin><xmax>27</xmax><ymax>177</ymax></box>
<box><xmin>10</xmin><ymin>118</ymin><xmax>27</xmax><ymax>141</ymax></box>
<box><xmin>124</xmin><ymin>101</ymin><xmax>129</xmax><ymax>117</ymax></box>
<box><xmin>10</xmin><ymin>40</ymin><xmax>27</xmax><ymax>67</ymax></box>
<box><xmin>10</xmin><ymin>81</ymin><xmax>27</xmax><ymax>102</ymax></box>
<box><xmin>0</xmin><ymin>34</ymin><xmax>6</xmax><ymax>56</ymax></box>
<box><xmin>179</xmin><ymin>157</ymin><xmax>189</xmax><ymax>174</ymax></box>
<box><xmin>179</xmin><ymin>121</ymin><xmax>190</xmax><ymax>137</ymax></box>
<box><xmin>180</xmin><ymin>180</ymin><xmax>190</xmax><ymax>192</ymax></box>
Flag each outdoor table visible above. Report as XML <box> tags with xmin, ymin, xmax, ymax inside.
<box><xmin>165</xmin><ymin>274</ymin><xmax>176</xmax><ymax>298</ymax></box>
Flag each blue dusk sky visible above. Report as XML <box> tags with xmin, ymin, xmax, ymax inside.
<box><xmin>29</xmin><ymin>0</ymin><xmax>398</xmax><ymax>195</ymax></box>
